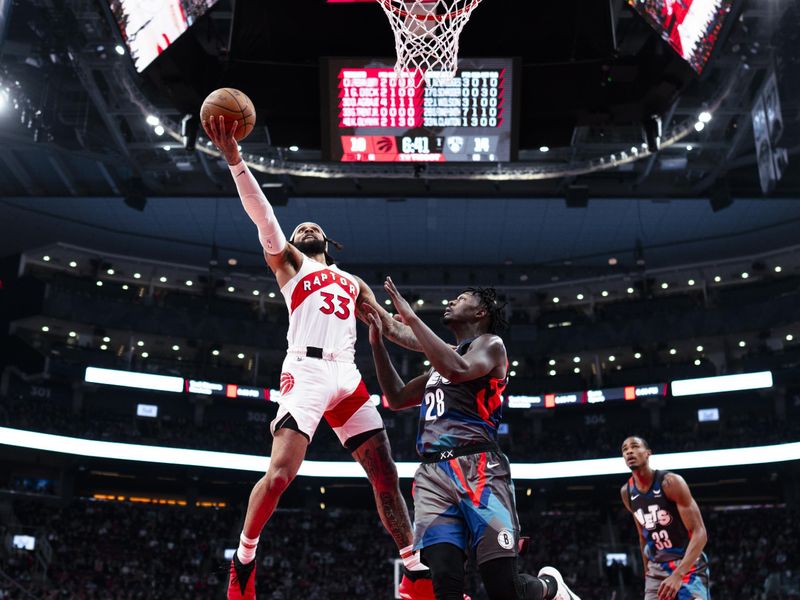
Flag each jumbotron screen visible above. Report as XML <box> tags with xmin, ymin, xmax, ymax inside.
<box><xmin>627</xmin><ymin>0</ymin><xmax>733</xmax><ymax>74</ymax></box>
<box><xmin>323</xmin><ymin>58</ymin><xmax>518</xmax><ymax>163</ymax></box>
<box><xmin>109</xmin><ymin>0</ymin><xmax>220</xmax><ymax>73</ymax></box>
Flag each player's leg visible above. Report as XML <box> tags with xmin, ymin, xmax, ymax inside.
<box><xmin>228</xmin><ymin>425</ymin><xmax>309</xmax><ymax>600</ymax></box>
<box><xmin>479</xmin><ymin>558</ymin><xmax>555</xmax><ymax>600</ymax></box>
<box><xmin>420</xmin><ymin>543</ymin><xmax>467</xmax><ymax>600</ymax></box>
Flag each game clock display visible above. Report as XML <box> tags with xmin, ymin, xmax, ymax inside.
<box><xmin>323</xmin><ymin>58</ymin><xmax>518</xmax><ymax>163</ymax></box>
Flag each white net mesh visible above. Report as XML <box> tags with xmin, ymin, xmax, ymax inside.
<box><xmin>377</xmin><ymin>0</ymin><xmax>484</xmax><ymax>84</ymax></box>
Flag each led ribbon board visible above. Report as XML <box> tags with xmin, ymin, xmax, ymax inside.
<box><xmin>671</xmin><ymin>371</ymin><xmax>773</xmax><ymax>397</ymax></box>
<box><xmin>3</xmin><ymin>427</ymin><xmax>798</xmax><ymax>481</ymax></box>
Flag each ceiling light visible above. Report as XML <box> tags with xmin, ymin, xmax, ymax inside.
<box><xmin>694</xmin><ymin>121</ymin><xmax>706</xmax><ymax>132</ymax></box>
<box><xmin>741</xmin><ymin>272</ymin><xmax>749</xmax><ymax>279</ymax></box>
<box><xmin>42</xmin><ymin>255</ymin><xmax>50</xmax><ymax>262</ymax></box>
<box><xmin>573</xmin><ymin>367</ymin><xmax>580</xmax><ymax>374</ymax></box>
<box><xmin>661</xmin><ymin>282</ymin><xmax>669</xmax><ymax>289</ymax></box>
<box><xmin>141</xmin><ymin>352</ymin><xmax>149</xmax><ymax>358</ymax></box>
<box><xmin>253</xmin><ymin>290</ymin><xmax>260</xmax><ymax>296</ymax></box>
<box><xmin>69</xmin><ymin>261</ymin><xmax>77</xmax><ymax>268</ymax></box>
<box><xmin>608</xmin><ymin>257</ymin><xmax>618</xmax><ymax>266</ymax></box>
<box><xmin>122</xmin><ymin>284</ymin><xmax>129</xmax><ymax>290</ymax></box>
<box><xmin>512</xmin><ymin>360</ymin><xmax>519</xmax><ymax>367</ymax></box>
<box><xmin>159</xmin><ymin>276</ymin><xmax>167</xmax><ymax>283</ymax></box>
<box><xmin>41</xmin><ymin>326</ymin><xmax>49</xmax><ymax>332</ymax></box>
<box><xmin>96</xmin><ymin>281</ymin><xmax>103</xmax><ymax>286</ymax></box>
<box><xmin>185</xmin><ymin>280</ymin><xmax>193</xmax><ymax>287</ymax></box>
<box><xmin>539</xmin><ymin>146</ymin><xmax>550</xmax><ymax>153</ymax></box>
<box><xmin>228</xmin><ymin>258</ymin><xmax>238</xmax><ymax>266</ymax></box>
<box><xmin>549</xmin><ymin>370</ymin><xmax>556</xmax><ymax>376</ymax></box>
<box><xmin>423</xmin><ymin>360</ymin><xmax>430</xmax><ymax>366</ymax></box>
<box><xmin>154</xmin><ymin>125</ymin><xmax>165</xmax><ymax>136</ymax></box>
<box><xmin>686</xmin><ymin>144</ymin><xmax>693</xmax><ymax>151</ymax></box>
<box><xmin>103</xmin><ymin>336</ymin><xmax>110</xmax><ymax>343</ymax></box>
<box><xmin>114</xmin><ymin>44</ymin><xmax>125</xmax><ymax>55</ymax></box>
<box><xmin>696</xmin><ymin>345</ymin><xmax>704</xmax><ymax>352</ymax></box>
<box><xmin>441</xmin><ymin>300</ymin><xmax>448</xmax><ymax>305</ymax></box>
<box><xmin>237</xmin><ymin>353</ymin><xmax>245</xmax><ymax>359</ymax></box>
<box><xmin>68</xmin><ymin>331</ymin><xmax>77</xmax><ymax>338</ymax></box>
<box><xmin>416</xmin><ymin>299</ymin><xmax>424</xmax><ymax>306</ymax></box>
<box><xmin>100</xmin><ymin>344</ymin><xmax>108</xmax><ymax>351</ymax></box>
<box><xmin>227</xmin><ymin>286</ymin><xmax>235</xmax><ymax>293</ymax></box>
<box><xmin>552</xmin><ymin>297</ymin><xmax>559</xmax><ymax>304</ymax></box>
<box><xmin>634</xmin><ymin>352</ymin><xmax>642</xmax><ymax>359</ymax></box>
<box><xmin>698</xmin><ymin>111</ymin><xmax>712</xmax><ymax>123</ymax></box>
<box><xmin>106</xmin><ymin>268</ymin><xmax>115</xmax><ymax>275</ymax></box>
<box><xmin>694</xmin><ymin>359</ymin><xmax>701</xmax><ymax>366</ymax></box>
<box><xmin>669</xmin><ymin>348</ymin><xmax>677</xmax><ymax>355</ymax></box>
<box><xmin>137</xmin><ymin>340</ymin><xmax>144</xmax><ymax>347</ymax></box>
<box><xmin>714</xmin><ymin>276</ymin><xmax>721</xmax><ymax>283</ymax></box>
<box><xmin>289</xmin><ymin>145</ymin><xmax>300</xmax><ymax>152</ymax></box>
<box><xmin>576</xmin><ymin>293</ymin><xmax>584</xmax><ymax>300</ymax></box>
<box><xmin>146</xmin><ymin>115</ymin><xmax>160</xmax><ymax>126</ymax></box>
<box><xmin>608</xmin><ymin>355</ymin><xmax>616</xmax><ymax>362</ymax></box>
<box><xmin>162</xmin><ymin>145</ymin><xmax>171</xmax><ymax>151</ymax></box>
<box><xmin>738</xmin><ymin>340</ymin><xmax>746</xmax><ymax>347</ymax></box>
<box><xmin>688</xmin><ymin>279</ymin><xmax>695</xmax><ymax>286</ymax></box>
<box><xmin>172</xmin><ymin>345</ymin><xmax>180</xmax><ymax>351</ymax></box>
<box><xmin>133</xmin><ymin>273</ymin><xmax>142</xmax><ymax>279</ymax></box>
<box><xmin>509</xmin><ymin>370</ymin><xmax>516</xmax><ymax>377</ymax></box>
<box><xmin>573</xmin><ymin>356</ymin><xmax>580</xmax><ymax>363</ymax></box>
<box><xmin>601</xmin><ymin>290</ymin><xmax>609</xmax><ymax>297</ymax></box>
<box><xmin>212</xmin><ymin>349</ymin><xmax>220</xmax><ymax>356</ymax></box>
<box><xmin>627</xmin><ymin>287</ymin><xmax>634</xmax><ymax>294</ymax></box>
<box><xmin>384</xmin><ymin>299</ymin><xmax>391</xmax><ymax>305</ymax></box>
<box><xmin>786</xmin><ymin>334</ymin><xmax>794</xmax><ymax>342</ymax></box>
<box><xmin>268</xmin><ymin>292</ymin><xmax>276</xmax><ymax>298</ymax></box>
<box><xmin>774</xmin><ymin>266</ymin><xmax>782</xmax><ymax>273</ymax></box>
<box><xmin>548</xmin><ymin>359</ymin><xmax>556</xmax><ymax>366</ymax></box>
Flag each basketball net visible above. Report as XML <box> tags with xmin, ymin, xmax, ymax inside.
<box><xmin>377</xmin><ymin>0</ymin><xmax>484</xmax><ymax>85</ymax></box>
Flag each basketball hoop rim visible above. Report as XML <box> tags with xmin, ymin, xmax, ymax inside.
<box><xmin>377</xmin><ymin>0</ymin><xmax>482</xmax><ymax>21</ymax></box>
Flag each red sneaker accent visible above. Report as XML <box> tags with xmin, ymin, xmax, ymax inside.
<box><xmin>227</xmin><ymin>557</ymin><xmax>256</xmax><ymax>600</ymax></box>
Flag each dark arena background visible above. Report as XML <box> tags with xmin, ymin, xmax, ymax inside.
<box><xmin>1</xmin><ymin>0</ymin><xmax>800</xmax><ymax>598</ymax></box>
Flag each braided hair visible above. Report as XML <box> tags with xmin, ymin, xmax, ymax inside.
<box><xmin>465</xmin><ymin>287</ymin><xmax>508</xmax><ymax>334</ymax></box>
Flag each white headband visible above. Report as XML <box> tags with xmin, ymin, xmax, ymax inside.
<box><xmin>291</xmin><ymin>222</ymin><xmax>328</xmax><ymax>253</ymax></box>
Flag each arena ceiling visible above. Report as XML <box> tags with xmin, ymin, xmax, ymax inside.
<box><xmin>1</xmin><ymin>0</ymin><xmax>799</xmax><ymax>269</ymax></box>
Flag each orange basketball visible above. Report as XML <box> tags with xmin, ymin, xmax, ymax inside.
<box><xmin>200</xmin><ymin>88</ymin><xmax>256</xmax><ymax>141</ymax></box>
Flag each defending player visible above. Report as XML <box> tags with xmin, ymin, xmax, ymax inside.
<box><xmin>364</xmin><ymin>279</ymin><xmax>580</xmax><ymax>600</ymax></box>
<box><xmin>204</xmin><ymin>116</ymin><xmax>433</xmax><ymax>600</ymax></box>
<box><xmin>620</xmin><ymin>436</ymin><xmax>710</xmax><ymax>600</ymax></box>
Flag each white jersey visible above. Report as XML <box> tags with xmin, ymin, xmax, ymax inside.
<box><xmin>280</xmin><ymin>256</ymin><xmax>360</xmax><ymax>361</ymax></box>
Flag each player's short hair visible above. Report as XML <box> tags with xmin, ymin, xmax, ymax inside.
<box><xmin>465</xmin><ymin>287</ymin><xmax>508</xmax><ymax>334</ymax></box>
<box><xmin>627</xmin><ymin>435</ymin><xmax>651</xmax><ymax>450</ymax></box>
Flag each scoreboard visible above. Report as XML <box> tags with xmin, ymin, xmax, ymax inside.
<box><xmin>323</xmin><ymin>57</ymin><xmax>518</xmax><ymax>163</ymax></box>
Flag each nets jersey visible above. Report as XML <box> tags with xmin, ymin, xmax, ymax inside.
<box><xmin>628</xmin><ymin>470</ymin><xmax>692</xmax><ymax>563</ymax></box>
<box><xmin>416</xmin><ymin>337</ymin><xmax>507</xmax><ymax>455</ymax></box>
<box><xmin>280</xmin><ymin>256</ymin><xmax>359</xmax><ymax>361</ymax></box>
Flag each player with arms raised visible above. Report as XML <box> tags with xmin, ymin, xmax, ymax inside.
<box><xmin>620</xmin><ymin>436</ymin><xmax>710</xmax><ymax>600</ymax></box>
<box><xmin>204</xmin><ymin>116</ymin><xmax>434</xmax><ymax>600</ymax></box>
<box><xmin>364</xmin><ymin>279</ymin><xmax>580</xmax><ymax>600</ymax></box>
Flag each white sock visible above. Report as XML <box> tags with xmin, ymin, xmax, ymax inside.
<box><xmin>236</xmin><ymin>532</ymin><xmax>259</xmax><ymax>565</ymax></box>
<box><xmin>400</xmin><ymin>544</ymin><xmax>428</xmax><ymax>572</ymax></box>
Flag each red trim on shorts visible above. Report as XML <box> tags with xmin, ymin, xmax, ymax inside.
<box><xmin>448</xmin><ymin>452</ymin><xmax>488</xmax><ymax>507</ymax></box>
<box><xmin>324</xmin><ymin>380</ymin><xmax>371</xmax><ymax>427</ymax></box>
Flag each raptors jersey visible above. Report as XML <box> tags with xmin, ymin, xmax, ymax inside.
<box><xmin>628</xmin><ymin>470</ymin><xmax>692</xmax><ymax>563</ymax></box>
<box><xmin>280</xmin><ymin>256</ymin><xmax>359</xmax><ymax>361</ymax></box>
<box><xmin>416</xmin><ymin>337</ymin><xmax>507</xmax><ymax>455</ymax></box>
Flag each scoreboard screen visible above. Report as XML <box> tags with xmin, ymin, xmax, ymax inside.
<box><xmin>627</xmin><ymin>0</ymin><xmax>733</xmax><ymax>74</ymax></box>
<box><xmin>322</xmin><ymin>57</ymin><xmax>518</xmax><ymax>163</ymax></box>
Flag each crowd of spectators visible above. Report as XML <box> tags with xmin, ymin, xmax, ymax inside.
<box><xmin>3</xmin><ymin>498</ymin><xmax>798</xmax><ymax>599</ymax></box>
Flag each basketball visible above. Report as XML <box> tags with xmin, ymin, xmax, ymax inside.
<box><xmin>200</xmin><ymin>88</ymin><xmax>256</xmax><ymax>141</ymax></box>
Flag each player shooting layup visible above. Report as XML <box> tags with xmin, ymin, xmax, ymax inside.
<box><xmin>204</xmin><ymin>116</ymin><xmax>434</xmax><ymax>600</ymax></box>
<box><xmin>621</xmin><ymin>436</ymin><xmax>710</xmax><ymax>600</ymax></box>
<box><xmin>365</xmin><ymin>281</ymin><xmax>580</xmax><ymax>600</ymax></box>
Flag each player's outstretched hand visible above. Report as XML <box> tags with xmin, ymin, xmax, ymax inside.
<box><xmin>362</xmin><ymin>304</ymin><xmax>383</xmax><ymax>346</ymax></box>
<box><xmin>384</xmin><ymin>277</ymin><xmax>416</xmax><ymax>324</ymax></box>
<box><xmin>202</xmin><ymin>115</ymin><xmax>241</xmax><ymax>165</ymax></box>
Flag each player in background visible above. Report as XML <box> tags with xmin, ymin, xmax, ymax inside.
<box><xmin>364</xmin><ymin>279</ymin><xmax>580</xmax><ymax>600</ymax></box>
<box><xmin>204</xmin><ymin>116</ymin><xmax>434</xmax><ymax>600</ymax></box>
<box><xmin>620</xmin><ymin>436</ymin><xmax>709</xmax><ymax>600</ymax></box>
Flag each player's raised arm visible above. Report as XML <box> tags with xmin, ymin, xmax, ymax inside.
<box><xmin>353</xmin><ymin>276</ymin><xmax>423</xmax><ymax>352</ymax></box>
<box><xmin>363</xmin><ymin>305</ymin><xmax>427</xmax><ymax>410</ymax></box>
<box><xmin>204</xmin><ymin>115</ymin><xmax>302</xmax><ymax>282</ymax></box>
<box><xmin>384</xmin><ymin>277</ymin><xmax>504</xmax><ymax>383</ymax></box>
